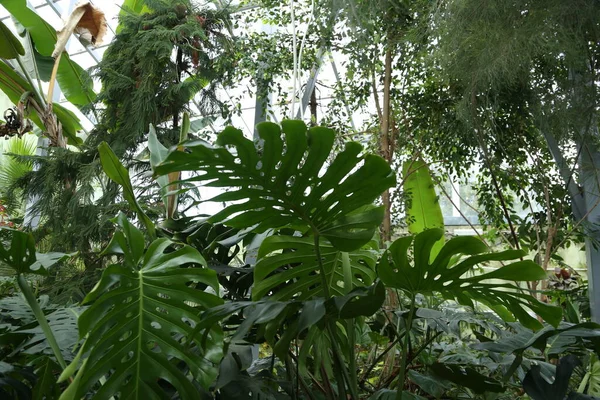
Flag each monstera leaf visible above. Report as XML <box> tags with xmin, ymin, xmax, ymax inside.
<box><xmin>378</xmin><ymin>229</ymin><xmax>561</xmax><ymax>329</ymax></box>
<box><xmin>59</xmin><ymin>215</ymin><xmax>224</xmax><ymax>399</ymax></box>
<box><xmin>253</xmin><ymin>235</ymin><xmax>378</xmax><ymax>300</ymax></box>
<box><xmin>155</xmin><ymin>120</ymin><xmax>396</xmax><ymax>252</ymax></box>
<box><xmin>0</xmin><ymin>229</ymin><xmax>70</xmax><ymax>275</ymax></box>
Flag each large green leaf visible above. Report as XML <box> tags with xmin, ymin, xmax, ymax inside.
<box><xmin>403</xmin><ymin>159</ymin><xmax>445</xmax><ymax>258</ymax></box>
<box><xmin>32</xmin><ymin>357</ymin><xmax>60</xmax><ymax>400</ymax></box>
<box><xmin>0</xmin><ymin>229</ymin><xmax>69</xmax><ymax>275</ymax></box>
<box><xmin>253</xmin><ymin>235</ymin><xmax>378</xmax><ymax>300</ymax></box>
<box><xmin>0</xmin><ymin>20</ymin><xmax>24</xmax><ymax>59</ymax></box>
<box><xmin>20</xmin><ymin>307</ymin><xmax>83</xmax><ymax>361</ymax></box>
<box><xmin>0</xmin><ymin>60</ymin><xmax>82</xmax><ymax>144</ymax></box>
<box><xmin>98</xmin><ymin>142</ymin><xmax>155</xmax><ymax>238</ymax></box>
<box><xmin>377</xmin><ymin>229</ymin><xmax>562</xmax><ymax>329</ymax></box>
<box><xmin>194</xmin><ymin>281</ymin><xmax>384</xmax><ymax>360</ymax></box>
<box><xmin>473</xmin><ymin>322</ymin><xmax>600</xmax><ymax>355</ymax></box>
<box><xmin>117</xmin><ymin>0</ymin><xmax>152</xmax><ymax>33</ymax></box>
<box><xmin>155</xmin><ymin>120</ymin><xmax>396</xmax><ymax>251</ymax></box>
<box><xmin>431</xmin><ymin>363</ymin><xmax>505</xmax><ymax>394</ymax></box>
<box><xmin>147</xmin><ymin>125</ymin><xmax>170</xmax><ymax>214</ymax></box>
<box><xmin>59</xmin><ymin>216</ymin><xmax>223</xmax><ymax>399</ymax></box>
<box><xmin>523</xmin><ymin>355</ymin><xmax>582</xmax><ymax>400</ymax></box>
<box><xmin>2</xmin><ymin>0</ymin><xmax>96</xmax><ymax>106</ymax></box>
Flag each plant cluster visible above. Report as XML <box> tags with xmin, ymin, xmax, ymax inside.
<box><xmin>0</xmin><ymin>0</ymin><xmax>599</xmax><ymax>399</ymax></box>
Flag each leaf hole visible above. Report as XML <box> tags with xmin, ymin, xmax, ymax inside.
<box><xmin>121</xmin><ymin>351</ymin><xmax>134</xmax><ymax>363</ymax></box>
<box><xmin>151</xmin><ymin>321</ymin><xmax>162</xmax><ymax>329</ymax></box>
<box><xmin>147</xmin><ymin>342</ymin><xmax>161</xmax><ymax>353</ymax></box>
<box><xmin>119</xmin><ymin>330</ymin><xmax>132</xmax><ymax>342</ymax></box>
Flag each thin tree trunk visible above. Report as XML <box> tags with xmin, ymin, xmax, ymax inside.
<box><xmin>380</xmin><ymin>46</ymin><xmax>393</xmax><ymax>243</ymax></box>
<box><xmin>309</xmin><ymin>86</ymin><xmax>317</xmax><ymax>125</ymax></box>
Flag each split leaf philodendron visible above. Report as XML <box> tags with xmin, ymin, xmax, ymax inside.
<box><xmin>154</xmin><ymin>120</ymin><xmax>396</xmax><ymax>253</ymax></box>
<box><xmin>58</xmin><ymin>214</ymin><xmax>224</xmax><ymax>399</ymax></box>
<box><xmin>378</xmin><ymin>228</ymin><xmax>562</xmax><ymax>329</ymax></box>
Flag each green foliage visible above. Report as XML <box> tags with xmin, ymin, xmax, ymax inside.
<box><xmin>253</xmin><ymin>236</ymin><xmax>378</xmax><ymax>300</ymax></box>
<box><xmin>155</xmin><ymin>120</ymin><xmax>395</xmax><ymax>251</ymax></box>
<box><xmin>2</xmin><ymin>0</ymin><xmax>95</xmax><ymax>106</ymax></box>
<box><xmin>0</xmin><ymin>61</ymin><xmax>81</xmax><ymax>144</ymax></box>
<box><xmin>523</xmin><ymin>355</ymin><xmax>597</xmax><ymax>400</ymax></box>
<box><xmin>0</xmin><ymin>229</ymin><xmax>69</xmax><ymax>275</ymax></box>
<box><xmin>0</xmin><ymin>136</ymin><xmax>36</xmax><ymax>214</ymax></box>
<box><xmin>0</xmin><ymin>20</ymin><xmax>24</xmax><ymax>59</ymax></box>
<box><xmin>98</xmin><ymin>142</ymin><xmax>155</xmax><ymax>238</ymax></box>
<box><xmin>403</xmin><ymin>159</ymin><xmax>445</xmax><ymax>257</ymax></box>
<box><xmin>378</xmin><ymin>229</ymin><xmax>562</xmax><ymax>329</ymax></box>
<box><xmin>60</xmin><ymin>214</ymin><xmax>223</xmax><ymax>398</ymax></box>
<box><xmin>94</xmin><ymin>0</ymin><xmax>234</xmax><ymax>156</ymax></box>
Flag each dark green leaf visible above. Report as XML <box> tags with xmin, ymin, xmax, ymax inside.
<box><xmin>431</xmin><ymin>363</ymin><xmax>504</xmax><ymax>393</ymax></box>
<box><xmin>0</xmin><ymin>229</ymin><xmax>69</xmax><ymax>275</ymax></box>
<box><xmin>60</xmin><ymin>229</ymin><xmax>223</xmax><ymax>398</ymax></box>
<box><xmin>98</xmin><ymin>142</ymin><xmax>155</xmax><ymax>238</ymax></box>
<box><xmin>523</xmin><ymin>355</ymin><xmax>581</xmax><ymax>400</ymax></box>
<box><xmin>0</xmin><ymin>20</ymin><xmax>25</xmax><ymax>59</ymax></box>
<box><xmin>378</xmin><ymin>229</ymin><xmax>562</xmax><ymax>328</ymax></box>
<box><xmin>32</xmin><ymin>357</ymin><xmax>60</xmax><ymax>400</ymax></box>
<box><xmin>155</xmin><ymin>120</ymin><xmax>395</xmax><ymax>252</ymax></box>
<box><xmin>253</xmin><ymin>235</ymin><xmax>377</xmax><ymax>300</ymax></box>
<box><xmin>408</xmin><ymin>369</ymin><xmax>451</xmax><ymax>398</ymax></box>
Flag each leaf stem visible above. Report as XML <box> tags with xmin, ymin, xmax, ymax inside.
<box><xmin>396</xmin><ymin>294</ymin><xmax>416</xmax><ymax>400</ymax></box>
<box><xmin>17</xmin><ymin>274</ymin><xmax>67</xmax><ymax>370</ymax></box>
<box><xmin>312</xmin><ymin>234</ymin><xmax>331</xmax><ymax>299</ymax></box>
<box><xmin>312</xmin><ymin>233</ymin><xmax>358</xmax><ymax>399</ymax></box>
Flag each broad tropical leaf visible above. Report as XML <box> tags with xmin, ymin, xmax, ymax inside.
<box><xmin>32</xmin><ymin>357</ymin><xmax>61</xmax><ymax>400</ymax></box>
<box><xmin>0</xmin><ymin>60</ymin><xmax>82</xmax><ymax>144</ymax></box>
<box><xmin>148</xmin><ymin>115</ymin><xmax>189</xmax><ymax>218</ymax></box>
<box><xmin>431</xmin><ymin>363</ymin><xmax>505</xmax><ymax>394</ymax></box>
<box><xmin>523</xmin><ymin>355</ymin><xmax>583</xmax><ymax>400</ymax></box>
<box><xmin>253</xmin><ymin>235</ymin><xmax>378</xmax><ymax>300</ymax></box>
<box><xmin>59</xmin><ymin>215</ymin><xmax>223</xmax><ymax>399</ymax></box>
<box><xmin>378</xmin><ymin>229</ymin><xmax>562</xmax><ymax>329</ymax></box>
<box><xmin>155</xmin><ymin>120</ymin><xmax>396</xmax><ymax>252</ymax></box>
<box><xmin>403</xmin><ymin>159</ymin><xmax>445</xmax><ymax>258</ymax></box>
<box><xmin>0</xmin><ymin>20</ymin><xmax>24</xmax><ymax>59</ymax></box>
<box><xmin>0</xmin><ymin>229</ymin><xmax>69</xmax><ymax>275</ymax></box>
<box><xmin>2</xmin><ymin>0</ymin><xmax>96</xmax><ymax>106</ymax></box>
<box><xmin>98</xmin><ymin>142</ymin><xmax>155</xmax><ymax>238</ymax></box>
<box><xmin>148</xmin><ymin>125</ymin><xmax>170</xmax><ymax>215</ymax></box>
<box><xmin>20</xmin><ymin>307</ymin><xmax>83</xmax><ymax>361</ymax></box>
<box><xmin>473</xmin><ymin>321</ymin><xmax>600</xmax><ymax>355</ymax></box>
<box><xmin>194</xmin><ymin>281</ymin><xmax>384</xmax><ymax>358</ymax></box>
<box><xmin>117</xmin><ymin>0</ymin><xmax>152</xmax><ymax>33</ymax></box>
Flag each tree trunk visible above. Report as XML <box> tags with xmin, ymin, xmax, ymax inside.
<box><xmin>380</xmin><ymin>46</ymin><xmax>393</xmax><ymax>243</ymax></box>
<box><xmin>578</xmin><ymin>135</ymin><xmax>600</xmax><ymax>322</ymax></box>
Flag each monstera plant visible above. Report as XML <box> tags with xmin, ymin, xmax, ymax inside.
<box><xmin>155</xmin><ymin>120</ymin><xmax>396</xmax><ymax>300</ymax></box>
<box><xmin>54</xmin><ymin>143</ymin><xmax>225</xmax><ymax>399</ymax></box>
<box><xmin>155</xmin><ymin>120</ymin><xmax>396</xmax><ymax>399</ymax></box>
<box><xmin>378</xmin><ymin>229</ymin><xmax>561</xmax><ymax>329</ymax></box>
<box><xmin>378</xmin><ymin>228</ymin><xmax>562</xmax><ymax>397</ymax></box>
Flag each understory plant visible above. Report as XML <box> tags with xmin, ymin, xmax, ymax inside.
<box><xmin>1</xmin><ymin>120</ymin><xmax>598</xmax><ymax>399</ymax></box>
